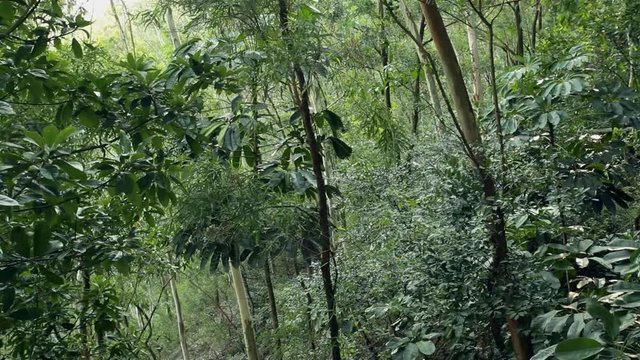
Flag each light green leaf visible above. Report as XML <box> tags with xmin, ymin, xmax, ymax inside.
<box><xmin>42</xmin><ymin>125</ymin><xmax>59</xmax><ymax>147</ymax></box>
<box><xmin>416</xmin><ymin>340</ymin><xmax>436</xmax><ymax>355</ymax></box>
<box><xmin>531</xmin><ymin>345</ymin><xmax>556</xmax><ymax>360</ymax></box>
<box><xmin>53</xmin><ymin>126</ymin><xmax>76</xmax><ymax>146</ymax></box>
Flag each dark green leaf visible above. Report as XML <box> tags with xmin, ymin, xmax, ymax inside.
<box><xmin>328</xmin><ymin>136</ymin><xmax>352</xmax><ymax>159</ymax></box>
<box><xmin>586</xmin><ymin>298</ymin><xmax>620</xmax><ymax>339</ymax></box>
<box><xmin>33</xmin><ymin>222</ymin><xmax>51</xmax><ymax>256</ymax></box>
<box><xmin>71</xmin><ymin>38</ymin><xmax>83</xmax><ymax>58</ymax></box>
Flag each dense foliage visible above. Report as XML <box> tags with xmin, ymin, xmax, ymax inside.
<box><xmin>1</xmin><ymin>0</ymin><xmax>640</xmax><ymax>359</ymax></box>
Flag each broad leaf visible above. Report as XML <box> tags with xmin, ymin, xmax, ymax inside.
<box><xmin>554</xmin><ymin>338</ymin><xmax>603</xmax><ymax>360</ymax></box>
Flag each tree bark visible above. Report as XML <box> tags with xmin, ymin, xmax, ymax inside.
<box><xmin>466</xmin><ymin>13</ymin><xmax>483</xmax><ymax>102</ymax></box>
<box><xmin>168</xmin><ymin>276</ymin><xmax>190</xmax><ymax>360</ymax></box>
<box><xmin>230</xmin><ymin>260</ymin><xmax>259</xmax><ymax>360</ymax></box>
<box><xmin>419</xmin><ymin>0</ymin><xmax>479</xmax><ymax>144</ymax></box>
<box><xmin>264</xmin><ymin>259</ymin><xmax>282</xmax><ymax>358</ymax></box>
<box><xmin>396</xmin><ymin>2</ymin><xmax>443</xmax><ymax>130</ymax></box>
<box><xmin>278</xmin><ymin>1</ymin><xmax>342</xmax><ymax>359</ymax></box>
<box><xmin>379</xmin><ymin>0</ymin><xmax>392</xmax><ymax>111</ymax></box>
<box><xmin>118</xmin><ymin>0</ymin><xmax>136</xmax><ymax>57</ymax></box>
<box><xmin>531</xmin><ymin>0</ymin><xmax>542</xmax><ymax>53</ymax></box>
<box><xmin>109</xmin><ymin>0</ymin><xmax>129</xmax><ymax>54</ymax></box>
<box><xmin>412</xmin><ymin>58</ymin><xmax>421</xmax><ymax>135</ymax></box>
<box><xmin>165</xmin><ymin>7</ymin><xmax>181</xmax><ymax>49</ymax></box>
<box><xmin>420</xmin><ymin>1</ymin><xmax>531</xmax><ymax>358</ymax></box>
<box><xmin>80</xmin><ymin>269</ymin><xmax>91</xmax><ymax>360</ymax></box>
<box><xmin>513</xmin><ymin>0</ymin><xmax>524</xmax><ymax>62</ymax></box>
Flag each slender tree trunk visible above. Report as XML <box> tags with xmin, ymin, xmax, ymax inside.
<box><xmin>165</xmin><ymin>7</ymin><xmax>181</xmax><ymax>49</ymax></box>
<box><xmin>278</xmin><ymin>1</ymin><xmax>341</xmax><ymax>359</ymax></box>
<box><xmin>294</xmin><ymin>260</ymin><xmax>317</xmax><ymax>352</ymax></box>
<box><xmin>397</xmin><ymin>2</ymin><xmax>443</xmax><ymax>131</ymax></box>
<box><xmin>412</xmin><ymin>58</ymin><xmax>421</xmax><ymax>135</ymax></box>
<box><xmin>379</xmin><ymin>0</ymin><xmax>391</xmax><ymax>110</ymax></box>
<box><xmin>420</xmin><ymin>1</ymin><xmax>530</xmax><ymax>358</ymax></box>
<box><xmin>169</xmin><ymin>276</ymin><xmax>190</xmax><ymax>360</ymax></box>
<box><xmin>629</xmin><ymin>29</ymin><xmax>636</xmax><ymax>88</ymax></box>
<box><xmin>80</xmin><ymin>269</ymin><xmax>91</xmax><ymax>360</ymax></box>
<box><xmin>119</xmin><ymin>0</ymin><xmax>136</xmax><ymax>57</ymax></box>
<box><xmin>230</xmin><ymin>260</ymin><xmax>259</xmax><ymax>360</ymax></box>
<box><xmin>109</xmin><ymin>0</ymin><xmax>129</xmax><ymax>54</ymax></box>
<box><xmin>531</xmin><ymin>0</ymin><xmax>542</xmax><ymax>53</ymax></box>
<box><xmin>264</xmin><ymin>259</ymin><xmax>282</xmax><ymax>358</ymax></box>
<box><xmin>513</xmin><ymin>0</ymin><xmax>524</xmax><ymax>62</ymax></box>
<box><xmin>466</xmin><ymin>13</ymin><xmax>483</xmax><ymax>102</ymax></box>
<box><xmin>419</xmin><ymin>0</ymin><xmax>479</xmax><ymax>144</ymax></box>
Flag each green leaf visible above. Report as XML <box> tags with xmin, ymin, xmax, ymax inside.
<box><xmin>42</xmin><ymin>125</ymin><xmax>59</xmax><ymax>147</ymax></box>
<box><xmin>54</xmin><ymin>126</ymin><xmax>76</xmax><ymax>146</ymax></box>
<box><xmin>316</xmin><ymin>110</ymin><xmax>345</xmax><ymax>135</ymax></box>
<box><xmin>415</xmin><ymin>340</ymin><xmax>436</xmax><ymax>355</ymax></box>
<box><xmin>78</xmin><ymin>108</ymin><xmax>100</xmax><ymax>128</ymax></box>
<box><xmin>586</xmin><ymin>298</ymin><xmax>620</xmax><ymax>339</ymax></box>
<box><xmin>328</xmin><ymin>136</ymin><xmax>352</xmax><ymax>159</ymax></box>
<box><xmin>223</xmin><ymin>123</ymin><xmax>241</xmax><ymax>151</ymax></box>
<box><xmin>55</xmin><ymin>160</ymin><xmax>86</xmax><ymax>180</ymax></box>
<box><xmin>0</xmin><ymin>195</ymin><xmax>20</xmax><ymax>207</ymax></box>
<box><xmin>402</xmin><ymin>343</ymin><xmax>420</xmax><ymax>360</ymax></box>
<box><xmin>33</xmin><ymin>222</ymin><xmax>51</xmax><ymax>256</ymax></box>
<box><xmin>71</xmin><ymin>38</ymin><xmax>83</xmax><ymax>58</ymax></box>
<box><xmin>541</xmin><ymin>271</ymin><xmax>560</xmax><ymax>290</ymax></box>
<box><xmin>531</xmin><ymin>345</ymin><xmax>556</xmax><ymax>360</ymax></box>
<box><xmin>0</xmin><ymin>101</ymin><xmax>15</xmax><ymax>115</ymax></box>
<box><xmin>554</xmin><ymin>338</ymin><xmax>603</xmax><ymax>360</ymax></box>
<box><xmin>10</xmin><ymin>227</ymin><xmax>31</xmax><ymax>257</ymax></box>
<box><xmin>289</xmin><ymin>110</ymin><xmax>301</xmax><ymax>125</ymax></box>
<box><xmin>115</xmin><ymin>173</ymin><xmax>136</xmax><ymax>195</ymax></box>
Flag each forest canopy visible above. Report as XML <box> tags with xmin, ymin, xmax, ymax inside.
<box><xmin>1</xmin><ymin>0</ymin><xmax>640</xmax><ymax>359</ymax></box>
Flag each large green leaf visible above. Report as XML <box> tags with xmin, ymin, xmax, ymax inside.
<box><xmin>416</xmin><ymin>340</ymin><xmax>436</xmax><ymax>355</ymax></box>
<box><xmin>586</xmin><ymin>298</ymin><xmax>620</xmax><ymax>339</ymax></box>
<box><xmin>554</xmin><ymin>338</ymin><xmax>603</xmax><ymax>360</ymax></box>
<box><xmin>327</xmin><ymin>136</ymin><xmax>352</xmax><ymax>159</ymax></box>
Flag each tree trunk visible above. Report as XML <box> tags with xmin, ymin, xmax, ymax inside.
<box><xmin>397</xmin><ymin>2</ymin><xmax>443</xmax><ymax>130</ymax></box>
<box><xmin>466</xmin><ymin>13</ymin><xmax>483</xmax><ymax>102</ymax></box>
<box><xmin>278</xmin><ymin>1</ymin><xmax>342</xmax><ymax>359</ymax></box>
<box><xmin>230</xmin><ymin>260</ymin><xmax>259</xmax><ymax>360</ymax></box>
<box><xmin>294</xmin><ymin>260</ymin><xmax>317</xmax><ymax>352</ymax></box>
<box><xmin>165</xmin><ymin>7</ymin><xmax>181</xmax><ymax>49</ymax></box>
<box><xmin>419</xmin><ymin>0</ymin><xmax>479</xmax><ymax>145</ymax></box>
<box><xmin>513</xmin><ymin>0</ymin><xmax>524</xmax><ymax>62</ymax></box>
<box><xmin>264</xmin><ymin>259</ymin><xmax>282</xmax><ymax>358</ymax></box>
<box><xmin>80</xmin><ymin>269</ymin><xmax>91</xmax><ymax>360</ymax></box>
<box><xmin>420</xmin><ymin>2</ymin><xmax>531</xmax><ymax>358</ymax></box>
<box><xmin>118</xmin><ymin>0</ymin><xmax>136</xmax><ymax>57</ymax></box>
<box><xmin>531</xmin><ymin>0</ymin><xmax>542</xmax><ymax>53</ymax></box>
<box><xmin>412</xmin><ymin>58</ymin><xmax>421</xmax><ymax>135</ymax></box>
<box><xmin>109</xmin><ymin>0</ymin><xmax>129</xmax><ymax>54</ymax></box>
<box><xmin>379</xmin><ymin>0</ymin><xmax>391</xmax><ymax>110</ymax></box>
<box><xmin>169</xmin><ymin>276</ymin><xmax>190</xmax><ymax>360</ymax></box>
